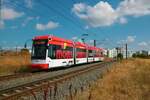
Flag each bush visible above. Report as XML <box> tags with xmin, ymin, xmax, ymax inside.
<box><xmin>17</xmin><ymin>65</ymin><xmax>31</xmax><ymax>73</ymax></box>
<box><xmin>132</xmin><ymin>53</ymin><xmax>150</xmax><ymax>59</ymax></box>
<box><xmin>117</xmin><ymin>53</ymin><xmax>123</xmax><ymax>60</ymax></box>
<box><xmin>21</xmin><ymin>48</ymin><xmax>30</xmax><ymax>55</ymax></box>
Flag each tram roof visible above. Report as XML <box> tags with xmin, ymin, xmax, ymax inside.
<box><xmin>33</xmin><ymin>35</ymin><xmax>104</xmax><ymax>50</ymax></box>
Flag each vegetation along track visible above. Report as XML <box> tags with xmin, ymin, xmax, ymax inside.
<box><xmin>0</xmin><ymin>61</ymin><xmax>114</xmax><ymax>100</ymax></box>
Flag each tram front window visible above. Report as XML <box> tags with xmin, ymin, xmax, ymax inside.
<box><xmin>31</xmin><ymin>40</ymin><xmax>47</xmax><ymax>59</ymax></box>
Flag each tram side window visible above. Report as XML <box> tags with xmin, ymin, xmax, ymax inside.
<box><xmin>48</xmin><ymin>44</ymin><xmax>73</xmax><ymax>59</ymax></box>
<box><xmin>65</xmin><ymin>46</ymin><xmax>73</xmax><ymax>52</ymax></box>
<box><xmin>88</xmin><ymin>50</ymin><xmax>93</xmax><ymax>57</ymax></box>
<box><xmin>48</xmin><ymin>45</ymin><xmax>62</xmax><ymax>59</ymax></box>
<box><xmin>93</xmin><ymin>50</ymin><xmax>97</xmax><ymax>57</ymax></box>
<box><xmin>63</xmin><ymin>46</ymin><xmax>73</xmax><ymax>58</ymax></box>
<box><xmin>95</xmin><ymin>50</ymin><xmax>99</xmax><ymax>57</ymax></box>
<box><xmin>76</xmin><ymin>48</ymin><xmax>86</xmax><ymax>58</ymax></box>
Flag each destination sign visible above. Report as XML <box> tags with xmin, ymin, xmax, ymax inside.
<box><xmin>33</xmin><ymin>40</ymin><xmax>48</xmax><ymax>45</ymax></box>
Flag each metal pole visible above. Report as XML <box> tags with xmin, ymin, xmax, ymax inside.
<box><xmin>94</xmin><ymin>40</ymin><xmax>96</xmax><ymax>47</ymax></box>
<box><xmin>24</xmin><ymin>39</ymin><xmax>31</xmax><ymax>49</ymax></box>
<box><xmin>81</xmin><ymin>38</ymin><xmax>85</xmax><ymax>43</ymax></box>
<box><xmin>24</xmin><ymin>43</ymin><xmax>27</xmax><ymax>48</ymax></box>
<box><xmin>16</xmin><ymin>45</ymin><xmax>18</xmax><ymax>54</ymax></box>
<box><xmin>81</xmin><ymin>34</ymin><xmax>88</xmax><ymax>43</ymax></box>
<box><xmin>116</xmin><ymin>47</ymin><xmax>118</xmax><ymax>60</ymax></box>
<box><xmin>126</xmin><ymin>43</ymin><xmax>128</xmax><ymax>59</ymax></box>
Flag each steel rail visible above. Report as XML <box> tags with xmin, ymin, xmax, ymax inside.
<box><xmin>0</xmin><ymin>71</ymin><xmax>48</xmax><ymax>82</ymax></box>
<box><xmin>0</xmin><ymin>73</ymin><xmax>33</xmax><ymax>82</ymax></box>
<box><xmin>0</xmin><ymin>61</ymin><xmax>113</xmax><ymax>100</ymax></box>
<box><xmin>0</xmin><ymin>62</ymin><xmax>106</xmax><ymax>82</ymax></box>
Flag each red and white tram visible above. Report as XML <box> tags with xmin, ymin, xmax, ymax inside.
<box><xmin>31</xmin><ymin>35</ymin><xmax>104</xmax><ymax>69</ymax></box>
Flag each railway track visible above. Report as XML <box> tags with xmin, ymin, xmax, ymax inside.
<box><xmin>0</xmin><ymin>62</ymin><xmax>105</xmax><ymax>82</ymax></box>
<box><xmin>0</xmin><ymin>71</ymin><xmax>47</xmax><ymax>82</ymax></box>
<box><xmin>0</xmin><ymin>61</ymin><xmax>113</xmax><ymax>100</ymax></box>
<box><xmin>0</xmin><ymin>73</ymin><xmax>33</xmax><ymax>82</ymax></box>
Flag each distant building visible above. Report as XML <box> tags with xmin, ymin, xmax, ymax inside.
<box><xmin>107</xmin><ymin>48</ymin><xmax>118</xmax><ymax>58</ymax></box>
<box><xmin>122</xmin><ymin>49</ymin><xmax>135</xmax><ymax>58</ymax></box>
<box><xmin>106</xmin><ymin>48</ymin><xmax>134</xmax><ymax>58</ymax></box>
<box><xmin>148</xmin><ymin>51</ymin><xmax>150</xmax><ymax>55</ymax></box>
<box><xmin>103</xmin><ymin>49</ymin><xmax>108</xmax><ymax>56</ymax></box>
<box><xmin>128</xmin><ymin>50</ymin><xmax>135</xmax><ymax>58</ymax></box>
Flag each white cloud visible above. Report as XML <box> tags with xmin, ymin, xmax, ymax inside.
<box><xmin>72</xmin><ymin>3</ymin><xmax>88</xmax><ymax>19</ymax></box>
<box><xmin>117</xmin><ymin>35</ymin><xmax>136</xmax><ymax>44</ymax></box>
<box><xmin>85</xmin><ymin>25</ymin><xmax>89</xmax><ymax>29</ymax></box>
<box><xmin>72</xmin><ymin>36</ymin><xmax>78</xmax><ymax>40</ymax></box>
<box><xmin>22</xmin><ymin>16</ymin><xmax>34</xmax><ymax>27</ymax></box>
<box><xmin>25</xmin><ymin>0</ymin><xmax>33</xmax><ymax>9</ymax></box>
<box><xmin>126</xmin><ymin>36</ymin><xmax>136</xmax><ymax>43</ymax></box>
<box><xmin>1</xmin><ymin>8</ymin><xmax>24</xmax><ymax>20</ymax></box>
<box><xmin>138</xmin><ymin>41</ymin><xmax>148</xmax><ymax>47</ymax></box>
<box><xmin>72</xmin><ymin>0</ymin><xmax>150</xmax><ymax>27</ymax></box>
<box><xmin>117</xmin><ymin>0</ymin><xmax>150</xmax><ymax>17</ymax></box>
<box><xmin>36</xmin><ymin>21</ymin><xmax>59</xmax><ymax>31</ymax></box>
<box><xmin>72</xmin><ymin>2</ymin><xmax>118</xmax><ymax>27</ymax></box>
<box><xmin>117</xmin><ymin>40</ymin><xmax>125</xmax><ymax>45</ymax></box>
<box><xmin>0</xmin><ymin>20</ymin><xmax>5</xmax><ymax>29</ymax></box>
<box><xmin>119</xmin><ymin>17</ymin><xmax>127</xmax><ymax>24</ymax></box>
<box><xmin>89</xmin><ymin>40</ymin><xmax>94</xmax><ymax>43</ymax></box>
<box><xmin>22</xmin><ymin>16</ymin><xmax>40</xmax><ymax>27</ymax></box>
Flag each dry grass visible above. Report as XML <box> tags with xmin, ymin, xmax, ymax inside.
<box><xmin>0</xmin><ymin>54</ymin><xmax>31</xmax><ymax>76</ymax></box>
<box><xmin>74</xmin><ymin>59</ymin><xmax>150</xmax><ymax>100</ymax></box>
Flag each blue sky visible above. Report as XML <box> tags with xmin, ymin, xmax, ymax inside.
<box><xmin>0</xmin><ymin>0</ymin><xmax>150</xmax><ymax>51</ymax></box>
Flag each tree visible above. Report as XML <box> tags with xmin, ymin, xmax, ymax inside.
<box><xmin>117</xmin><ymin>53</ymin><xmax>123</xmax><ymax>60</ymax></box>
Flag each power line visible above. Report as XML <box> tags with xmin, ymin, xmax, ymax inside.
<box><xmin>6</xmin><ymin>0</ymin><xmax>105</xmax><ymax>44</ymax></box>
<box><xmin>13</xmin><ymin>0</ymin><xmax>88</xmax><ymax>35</ymax></box>
<box><xmin>0</xmin><ymin>0</ymin><xmax>2</xmax><ymax>20</ymax></box>
<box><xmin>37</xmin><ymin>0</ymin><xmax>88</xmax><ymax>34</ymax></box>
<box><xmin>8</xmin><ymin>0</ymin><xmax>51</xmax><ymax>19</ymax></box>
<box><xmin>9</xmin><ymin>0</ymin><xmax>101</xmax><ymax>38</ymax></box>
<box><xmin>71</xmin><ymin>0</ymin><xmax>76</xmax><ymax>4</ymax></box>
<box><xmin>54</xmin><ymin>0</ymin><xmax>87</xmax><ymax>29</ymax></box>
<box><xmin>7</xmin><ymin>0</ymin><xmax>80</xmax><ymax>34</ymax></box>
<box><xmin>55</xmin><ymin>0</ymin><xmax>104</xmax><ymax>40</ymax></box>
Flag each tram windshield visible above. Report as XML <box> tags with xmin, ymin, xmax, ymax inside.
<box><xmin>31</xmin><ymin>40</ymin><xmax>48</xmax><ymax>59</ymax></box>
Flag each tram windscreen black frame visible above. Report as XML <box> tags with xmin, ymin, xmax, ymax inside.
<box><xmin>31</xmin><ymin>40</ymin><xmax>48</xmax><ymax>59</ymax></box>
